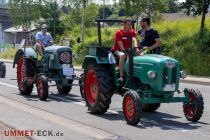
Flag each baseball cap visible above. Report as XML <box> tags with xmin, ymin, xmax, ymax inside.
<box><xmin>41</xmin><ymin>24</ymin><xmax>48</xmax><ymax>29</ymax></box>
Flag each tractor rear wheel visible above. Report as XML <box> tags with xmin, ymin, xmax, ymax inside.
<box><xmin>183</xmin><ymin>89</ymin><xmax>204</xmax><ymax>122</ymax></box>
<box><xmin>57</xmin><ymin>86</ymin><xmax>72</xmax><ymax>94</ymax></box>
<box><xmin>17</xmin><ymin>58</ymin><xmax>33</xmax><ymax>95</ymax></box>
<box><xmin>84</xmin><ymin>65</ymin><xmax>114</xmax><ymax>114</ymax></box>
<box><xmin>142</xmin><ymin>103</ymin><xmax>161</xmax><ymax>112</ymax></box>
<box><xmin>123</xmin><ymin>91</ymin><xmax>142</xmax><ymax>125</ymax></box>
<box><xmin>36</xmin><ymin>75</ymin><xmax>48</xmax><ymax>100</ymax></box>
<box><xmin>0</xmin><ymin>62</ymin><xmax>6</xmax><ymax>78</ymax></box>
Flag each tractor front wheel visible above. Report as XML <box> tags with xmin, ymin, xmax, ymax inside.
<box><xmin>0</xmin><ymin>62</ymin><xmax>6</xmax><ymax>78</ymax></box>
<box><xmin>84</xmin><ymin>65</ymin><xmax>114</xmax><ymax>114</ymax></box>
<box><xmin>142</xmin><ymin>103</ymin><xmax>161</xmax><ymax>112</ymax></box>
<box><xmin>123</xmin><ymin>91</ymin><xmax>142</xmax><ymax>125</ymax></box>
<box><xmin>36</xmin><ymin>75</ymin><xmax>48</xmax><ymax>100</ymax></box>
<box><xmin>183</xmin><ymin>89</ymin><xmax>204</xmax><ymax>122</ymax></box>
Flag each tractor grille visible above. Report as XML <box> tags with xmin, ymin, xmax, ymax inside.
<box><xmin>163</xmin><ymin>68</ymin><xmax>168</xmax><ymax>84</ymax></box>
<box><xmin>172</xmin><ymin>68</ymin><xmax>177</xmax><ymax>83</ymax></box>
<box><xmin>163</xmin><ymin>67</ymin><xmax>177</xmax><ymax>85</ymax></box>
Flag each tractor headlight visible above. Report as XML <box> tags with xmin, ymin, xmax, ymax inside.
<box><xmin>147</xmin><ymin>71</ymin><xmax>156</xmax><ymax>79</ymax></box>
<box><xmin>180</xmin><ymin>71</ymin><xmax>187</xmax><ymax>79</ymax></box>
<box><xmin>60</xmin><ymin>52</ymin><xmax>71</xmax><ymax>63</ymax></box>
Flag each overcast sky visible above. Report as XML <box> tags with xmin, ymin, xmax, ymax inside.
<box><xmin>103</xmin><ymin>0</ymin><xmax>186</xmax><ymax>4</ymax></box>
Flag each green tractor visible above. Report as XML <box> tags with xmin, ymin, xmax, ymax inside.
<box><xmin>80</xmin><ymin>19</ymin><xmax>204</xmax><ymax>125</ymax></box>
<box><xmin>13</xmin><ymin>34</ymin><xmax>75</xmax><ymax>100</ymax></box>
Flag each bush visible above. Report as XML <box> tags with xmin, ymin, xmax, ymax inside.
<box><xmin>154</xmin><ymin>17</ymin><xmax>210</xmax><ymax>76</ymax></box>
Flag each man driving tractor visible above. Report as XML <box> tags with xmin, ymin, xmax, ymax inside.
<box><xmin>112</xmin><ymin>19</ymin><xmax>138</xmax><ymax>83</ymax></box>
<box><xmin>34</xmin><ymin>24</ymin><xmax>53</xmax><ymax>56</ymax></box>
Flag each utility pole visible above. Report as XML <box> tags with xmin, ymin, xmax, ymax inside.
<box><xmin>102</xmin><ymin>0</ymin><xmax>105</xmax><ymax>27</ymax></box>
<box><xmin>81</xmin><ymin>0</ymin><xmax>86</xmax><ymax>43</ymax></box>
<box><xmin>146</xmin><ymin>0</ymin><xmax>151</xmax><ymax>17</ymax></box>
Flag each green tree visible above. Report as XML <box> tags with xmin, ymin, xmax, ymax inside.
<box><xmin>8</xmin><ymin>0</ymin><xmax>42</xmax><ymax>28</ymax></box>
<box><xmin>40</xmin><ymin>1</ymin><xmax>63</xmax><ymax>37</ymax></box>
<box><xmin>119</xmin><ymin>0</ymin><xmax>169</xmax><ymax>17</ymax></box>
<box><xmin>183</xmin><ymin>0</ymin><xmax>210</xmax><ymax>32</ymax></box>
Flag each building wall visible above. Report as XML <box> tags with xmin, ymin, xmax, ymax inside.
<box><xmin>0</xmin><ymin>23</ymin><xmax>3</xmax><ymax>43</ymax></box>
<box><xmin>0</xmin><ymin>7</ymin><xmax>12</xmax><ymax>44</ymax></box>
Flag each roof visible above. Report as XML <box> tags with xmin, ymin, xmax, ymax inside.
<box><xmin>4</xmin><ymin>26</ymin><xmax>37</xmax><ymax>33</ymax></box>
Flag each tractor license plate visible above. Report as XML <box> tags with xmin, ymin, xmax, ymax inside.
<box><xmin>164</xmin><ymin>84</ymin><xmax>175</xmax><ymax>91</ymax></box>
<box><xmin>63</xmin><ymin>67</ymin><xmax>74</xmax><ymax>76</ymax></box>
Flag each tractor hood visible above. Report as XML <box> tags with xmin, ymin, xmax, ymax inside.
<box><xmin>125</xmin><ymin>54</ymin><xmax>181</xmax><ymax>93</ymax></box>
<box><xmin>133</xmin><ymin>54</ymin><xmax>179</xmax><ymax>65</ymax></box>
<box><xmin>45</xmin><ymin>46</ymin><xmax>72</xmax><ymax>53</ymax></box>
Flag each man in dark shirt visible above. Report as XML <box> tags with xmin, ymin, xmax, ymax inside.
<box><xmin>137</xmin><ymin>17</ymin><xmax>161</xmax><ymax>54</ymax></box>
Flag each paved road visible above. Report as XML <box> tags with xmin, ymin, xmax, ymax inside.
<box><xmin>0</xmin><ymin>63</ymin><xmax>209</xmax><ymax>140</ymax></box>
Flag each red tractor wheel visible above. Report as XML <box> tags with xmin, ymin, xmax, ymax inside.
<box><xmin>123</xmin><ymin>91</ymin><xmax>142</xmax><ymax>125</ymax></box>
<box><xmin>17</xmin><ymin>58</ymin><xmax>33</xmax><ymax>95</ymax></box>
<box><xmin>183</xmin><ymin>89</ymin><xmax>204</xmax><ymax>122</ymax></box>
<box><xmin>84</xmin><ymin>65</ymin><xmax>114</xmax><ymax>114</ymax></box>
<box><xmin>36</xmin><ymin>75</ymin><xmax>48</xmax><ymax>100</ymax></box>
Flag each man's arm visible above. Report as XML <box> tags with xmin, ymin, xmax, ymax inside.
<box><xmin>147</xmin><ymin>38</ymin><xmax>161</xmax><ymax>50</ymax></box>
<box><xmin>35</xmin><ymin>32</ymin><xmax>44</xmax><ymax>46</ymax></box>
<box><xmin>133</xmin><ymin>37</ymin><xmax>138</xmax><ymax>48</ymax></box>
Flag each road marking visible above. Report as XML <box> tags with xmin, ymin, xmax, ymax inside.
<box><xmin>0</xmin><ymin>95</ymin><xmax>115</xmax><ymax>139</ymax></box>
<box><xmin>0</xmin><ymin>82</ymin><xmax>18</xmax><ymax>89</ymax></box>
<box><xmin>0</xmin><ymin>81</ymin><xmax>120</xmax><ymax>115</ymax></box>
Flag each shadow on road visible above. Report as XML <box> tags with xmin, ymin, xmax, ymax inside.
<box><xmin>91</xmin><ymin>110</ymin><xmax>209</xmax><ymax>130</ymax></box>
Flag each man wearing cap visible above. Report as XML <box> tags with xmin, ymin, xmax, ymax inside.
<box><xmin>34</xmin><ymin>24</ymin><xmax>53</xmax><ymax>56</ymax></box>
<box><xmin>137</xmin><ymin>17</ymin><xmax>161</xmax><ymax>54</ymax></box>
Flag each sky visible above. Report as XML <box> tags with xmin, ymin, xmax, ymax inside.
<box><xmin>104</xmin><ymin>0</ymin><xmax>186</xmax><ymax>4</ymax></box>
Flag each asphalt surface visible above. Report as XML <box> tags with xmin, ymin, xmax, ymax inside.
<box><xmin>0</xmin><ymin>63</ymin><xmax>210</xmax><ymax>140</ymax></box>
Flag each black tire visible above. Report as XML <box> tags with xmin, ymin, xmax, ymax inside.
<box><xmin>84</xmin><ymin>65</ymin><xmax>114</xmax><ymax>114</ymax></box>
<box><xmin>123</xmin><ymin>91</ymin><xmax>142</xmax><ymax>125</ymax></box>
<box><xmin>79</xmin><ymin>73</ymin><xmax>84</xmax><ymax>98</ymax></box>
<box><xmin>36</xmin><ymin>75</ymin><xmax>48</xmax><ymax>100</ymax></box>
<box><xmin>142</xmin><ymin>103</ymin><xmax>161</xmax><ymax>112</ymax></box>
<box><xmin>183</xmin><ymin>89</ymin><xmax>204</xmax><ymax>122</ymax></box>
<box><xmin>0</xmin><ymin>62</ymin><xmax>6</xmax><ymax>78</ymax></box>
<box><xmin>17</xmin><ymin>58</ymin><xmax>33</xmax><ymax>95</ymax></box>
<box><xmin>57</xmin><ymin>86</ymin><xmax>72</xmax><ymax>94</ymax></box>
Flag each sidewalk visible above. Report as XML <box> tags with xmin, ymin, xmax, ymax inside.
<box><xmin>1</xmin><ymin>59</ymin><xmax>210</xmax><ymax>86</ymax></box>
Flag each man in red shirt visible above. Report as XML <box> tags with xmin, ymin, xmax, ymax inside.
<box><xmin>112</xmin><ymin>19</ymin><xmax>138</xmax><ymax>82</ymax></box>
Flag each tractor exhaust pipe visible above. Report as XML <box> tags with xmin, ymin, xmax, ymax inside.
<box><xmin>128</xmin><ymin>36</ymin><xmax>133</xmax><ymax>88</ymax></box>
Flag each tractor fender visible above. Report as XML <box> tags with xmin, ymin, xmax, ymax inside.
<box><xmin>13</xmin><ymin>48</ymin><xmax>37</xmax><ymax>68</ymax></box>
<box><xmin>82</xmin><ymin>56</ymin><xmax>97</xmax><ymax>69</ymax></box>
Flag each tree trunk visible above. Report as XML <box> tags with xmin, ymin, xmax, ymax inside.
<box><xmin>200</xmin><ymin>0</ymin><xmax>207</xmax><ymax>33</ymax></box>
<box><xmin>201</xmin><ymin>9</ymin><xmax>206</xmax><ymax>33</ymax></box>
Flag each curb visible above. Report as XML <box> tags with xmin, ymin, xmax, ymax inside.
<box><xmin>1</xmin><ymin>59</ymin><xmax>210</xmax><ymax>86</ymax></box>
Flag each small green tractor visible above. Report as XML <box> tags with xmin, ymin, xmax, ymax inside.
<box><xmin>80</xmin><ymin>19</ymin><xmax>204</xmax><ymax>125</ymax></box>
<box><xmin>13</xmin><ymin>33</ymin><xmax>75</xmax><ymax>100</ymax></box>
<box><xmin>0</xmin><ymin>62</ymin><xmax>6</xmax><ymax>78</ymax></box>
